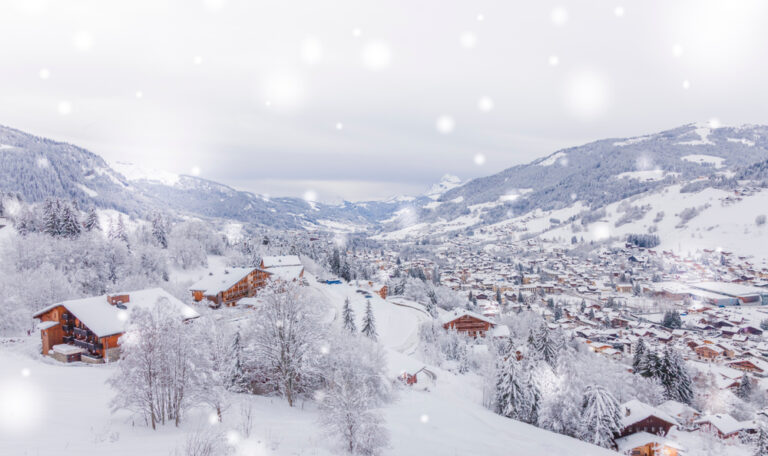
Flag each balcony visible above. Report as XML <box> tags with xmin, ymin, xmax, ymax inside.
<box><xmin>73</xmin><ymin>327</ymin><xmax>89</xmax><ymax>338</ymax></box>
<box><xmin>62</xmin><ymin>324</ymin><xmax>73</xmax><ymax>332</ymax></box>
<box><xmin>71</xmin><ymin>339</ymin><xmax>102</xmax><ymax>352</ymax></box>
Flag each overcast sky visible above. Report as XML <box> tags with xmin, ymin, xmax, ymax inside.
<box><xmin>1</xmin><ymin>1</ymin><xmax>767</xmax><ymax>202</ymax></box>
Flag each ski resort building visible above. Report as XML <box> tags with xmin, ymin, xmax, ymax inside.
<box><xmin>441</xmin><ymin>309</ymin><xmax>496</xmax><ymax>337</ymax></box>
<box><xmin>259</xmin><ymin>255</ymin><xmax>305</xmax><ymax>282</ymax></box>
<box><xmin>33</xmin><ymin>288</ymin><xmax>199</xmax><ymax>363</ymax></box>
<box><xmin>618</xmin><ymin>400</ymin><xmax>679</xmax><ymax>438</ymax></box>
<box><xmin>189</xmin><ymin>267</ymin><xmax>272</xmax><ymax>307</ymax></box>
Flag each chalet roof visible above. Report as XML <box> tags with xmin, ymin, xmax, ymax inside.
<box><xmin>440</xmin><ymin>308</ymin><xmax>496</xmax><ymax>326</ymax></box>
<box><xmin>694</xmin><ymin>414</ymin><xmax>755</xmax><ymax>435</ymax></box>
<box><xmin>657</xmin><ymin>400</ymin><xmax>699</xmax><ymax>418</ymax></box>
<box><xmin>262</xmin><ymin>255</ymin><xmax>302</xmax><ymax>268</ymax></box>
<box><xmin>268</xmin><ymin>265</ymin><xmax>304</xmax><ymax>281</ymax></box>
<box><xmin>620</xmin><ymin>399</ymin><xmax>679</xmax><ymax>429</ymax></box>
<box><xmin>33</xmin><ymin>288</ymin><xmax>199</xmax><ymax>338</ymax></box>
<box><xmin>37</xmin><ymin>321</ymin><xmax>59</xmax><ymax>331</ymax></box>
<box><xmin>189</xmin><ymin>267</ymin><xmax>265</xmax><ymax>295</ymax></box>
<box><xmin>614</xmin><ymin>432</ymin><xmax>683</xmax><ymax>453</ymax></box>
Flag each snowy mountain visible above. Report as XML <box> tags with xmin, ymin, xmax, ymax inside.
<box><xmin>375</xmin><ymin>123</ymin><xmax>768</xmax><ymax>249</ymax></box>
<box><xmin>0</xmin><ymin>125</ymin><xmax>406</xmax><ymax>229</ymax></box>
<box><xmin>423</xmin><ymin>174</ymin><xmax>462</xmax><ymax>200</ymax></box>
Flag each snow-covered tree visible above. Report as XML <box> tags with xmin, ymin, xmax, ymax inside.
<box><xmin>362</xmin><ymin>301</ymin><xmax>377</xmax><ymax>341</ymax></box>
<box><xmin>632</xmin><ymin>338</ymin><xmax>647</xmax><ymax>373</ymax></box>
<box><xmin>108</xmin><ymin>300</ymin><xmax>204</xmax><ymax>429</ymax></box>
<box><xmin>579</xmin><ymin>384</ymin><xmax>622</xmax><ymax>449</ymax></box>
<box><xmin>754</xmin><ymin>426</ymin><xmax>768</xmax><ymax>456</ymax></box>
<box><xmin>245</xmin><ymin>283</ymin><xmax>323</xmax><ymax>406</ymax></box>
<box><xmin>228</xmin><ymin>331</ymin><xmax>249</xmax><ymax>393</ymax></box>
<box><xmin>342</xmin><ymin>298</ymin><xmax>357</xmax><ymax>333</ymax></box>
<box><xmin>319</xmin><ymin>334</ymin><xmax>391</xmax><ymax>455</ymax></box>
<box><xmin>83</xmin><ymin>207</ymin><xmax>100</xmax><ymax>232</ymax></box>
<box><xmin>737</xmin><ymin>374</ymin><xmax>753</xmax><ymax>401</ymax></box>
<box><xmin>60</xmin><ymin>204</ymin><xmax>81</xmax><ymax>238</ymax></box>
<box><xmin>495</xmin><ymin>345</ymin><xmax>539</xmax><ymax>424</ymax></box>
<box><xmin>151</xmin><ymin>212</ymin><xmax>168</xmax><ymax>249</ymax></box>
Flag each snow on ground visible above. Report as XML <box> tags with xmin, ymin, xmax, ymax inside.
<box><xmin>1</xmin><ymin>277</ymin><xmax>616</xmax><ymax>455</ymax></box>
<box><xmin>315</xmin><ymin>219</ymin><xmax>366</xmax><ymax>233</ymax></box>
<box><xmin>111</xmin><ymin>161</ymin><xmax>181</xmax><ymax>186</ymax></box>
<box><xmin>616</xmin><ymin>170</ymin><xmax>679</xmax><ymax>182</ymax></box>
<box><xmin>540</xmin><ymin>184</ymin><xmax>768</xmax><ymax>261</ymax></box>
<box><xmin>678</xmin><ymin>126</ymin><xmax>714</xmax><ymax>145</ymax></box>
<box><xmin>77</xmin><ymin>183</ymin><xmax>98</xmax><ymax>197</ymax></box>
<box><xmin>537</xmin><ymin>151</ymin><xmax>567</xmax><ymax>166</ymax></box>
<box><xmin>613</xmin><ymin>135</ymin><xmax>652</xmax><ymax>147</ymax></box>
<box><xmin>727</xmin><ymin>137</ymin><xmax>755</xmax><ymax>147</ymax></box>
<box><xmin>681</xmin><ymin>154</ymin><xmax>726</xmax><ymax>168</ymax></box>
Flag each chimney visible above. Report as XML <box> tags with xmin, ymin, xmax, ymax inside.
<box><xmin>107</xmin><ymin>294</ymin><xmax>131</xmax><ymax>306</ymax></box>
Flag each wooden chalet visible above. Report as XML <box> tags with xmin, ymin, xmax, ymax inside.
<box><xmin>618</xmin><ymin>400</ymin><xmax>679</xmax><ymax>438</ymax></box>
<box><xmin>259</xmin><ymin>255</ymin><xmax>305</xmax><ymax>282</ymax></box>
<box><xmin>440</xmin><ymin>309</ymin><xmax>496</xmax><ymax>337</ymax></box>
<box><xmin>189</xmin><ymin>267</ymin><xmax>271</xmax><ymax>307</ymax></box>
<box><xmin>695</xmin><ymin>414</ymin><xmax>756</xmax><ymax>439</ymax></box>
<box><xmin>33</xmin><ymin>288</ymin><xmax>199</xmax><ymax>363</ymax></box>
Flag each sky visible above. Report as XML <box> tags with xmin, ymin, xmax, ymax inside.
<box><xmin>1</xmin><ymin>0</ymin><xmax>768</xmax><ymax>202</ymax></box>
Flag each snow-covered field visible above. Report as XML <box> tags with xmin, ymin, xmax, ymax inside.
<box><xmin>0</xmin><ymin>278</ymin><xmax>615</xmax><ymax>456</ymax></box>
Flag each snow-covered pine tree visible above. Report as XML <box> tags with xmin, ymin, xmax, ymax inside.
<box><xmin>632</xmin><ymin>338</ymin><xmax>647</xmax><ymax>373</ymax></box>
<box><xmin>737</xmin><ymin>373</ymin><xmax>753</xmax><ymax>400</ymax></box>
<box><xmin>115</xmin><ymin>215</ymin><xmax>129</xmax><ymax>245</ymax></box>
<box><xmin>83</xmin><ymin>207</ymin><xmax>100</xmax><ymax>232</ymax></box>
<box><xmin>754</xmin><ymin>426</ymin><xmax>768</xmax><ymax>456</ymax></box>
<box><xmin>342</xmin><ymin>297</ymin><xmax>357</xmax><ymax>333</ymax></box>
<box><xmin>495</xmin><ymin>350</ymin><xmax>524</xmax><ymax>419</ymax></box>
<box><xmin>43</xmin><ymin>198</ymin><xmax>62</xmax><ymax>237</ymax></box>
<box><xmin>151</xmin><ymin>212</ymin><xmax>168</xmax><ymax>248</ymax></box>
<box><xmin>736</xmin><ymin>373</ymin><xmax>752</xmax><ymax>400</ymax></box>
<box><xmin>660</xmin><ymin>347</ymin><xmax>694</xmax><ymax>405</ymax></box>
<box><xmin>425</xmin><ymin>289</ymin><xmax>439</xmax><ymax>318</ymax></box>
<box><xmin>579</xmin><ymin>384</ymin><xmax>622</xmax><ymax>449</ymax></box>
<box><xmin>228</xmin><ymin>331</ymin><xmax>249</xmax><ymax>393</ymax></box>
<box><xmin>535</xmin><ymin>323</ymin><xmax>559</xmax><ymax>367</ymax></box>
<box><xmin>362</xmin><ymin>301</ymin><xmax>377</xmax><ymax>341</ymax></box>
<box><xmin>60</xmin><ymin>204</ymin><xmax>81</xmax><ymax>238</ymax></box>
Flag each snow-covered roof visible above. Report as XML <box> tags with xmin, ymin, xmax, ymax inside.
<box><xmin>440</xmin><ymin>308</ymin><xmax>496</xmax><ymax>325</ymax></box>
<box><xmin>189</xmin><ymin>267</ymin><xmax>262</xmax><ymax>294</ymax></box>
<box><xmin>694</xmin><ymin>414</ymin><xmax>755</xmax><ymax>435</ymax></box>
<box><xmin>614</xmin><ymin>432</ymin><xmax>683</xmax><ymax>453</ymax></box>
<box><xmin>657</xmin><ymin>400</ymin><xmax>699</xmax><ymax>418</ymax></box>
<box><xmin>268</xmin><ymin>265</ymin><xmax>304</xmax><ymax>281</ymax></box>
<box><xmin>37</xmin><ymin>321</ymin><xmax>59</xmax><ymax>331</ymax></box>
<box><xmin>33</xmin><ymin>288</ymin><xmax>199</xmax><ymax>338</ymax></box>
<box><xmin>52</xmin><ymin>344</ymin><xmax>84</xmax><ymax>355</ymax></box>
<box><xmin>262</xmin><ymin>255</ymin><xmax>301</xmax><ymax>268</ymax></box>
<box><xmin>491</xmin><ymin>324</ymin><xmax>510</xmax><ymax>337</ymax></box>
<box><xmin>621</xmin><ymin>399</ymin><xmax>679</xmax><ymax>428</ymax></box>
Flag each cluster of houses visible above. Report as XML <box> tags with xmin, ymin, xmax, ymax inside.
<box><xmin>33</xmin><ymin>255</ymin><xmax>305</xmax><ymax>363</ymax></box>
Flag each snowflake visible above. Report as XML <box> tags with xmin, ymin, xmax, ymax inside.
<box><xmin>435</xmin><ymin>115</ymin><xmax>455</xmax><ymax>134</ymax></box>
<box><xmin>420</xmin><ymin>414</ymin><xmax>429</xmax><ymax>423</ymax></box>
<box><xmin>335</xmin><ymin>122</ymin><xmax>343</xmax><ymax>130</ymax></box>
<box><xmin>303</xmin><ymin>190</ymin><xmax>317</xmax><ymax>202</ymax></box>
<box><xmin>672</xmin><ymin>44</ymin><xmax>684</xmax><ymax>57</ymax></box>
<box><xmin>548</xmin><ymin>55</ymin><xmax>560</xmax><ymax>67</ymax></box>
<box><xmin>39</xmin><ymin>68</ymin><xmax>50</xmax><ymax>80</ymax></box>
<box><xmin>73</xmin><ymin>30</ymin><xmax>93</xmax><ymax>52</ymax></box>
<box><xmin>614</xmin><ymin>6</ymin><xmax>625</xmax><ymax>17</ymax></box>
<box><xmin>682</xmin><ymin>80</ymin><xmax>691</xmax><ymax>90</ymax></box>
<box><xmin>301</xmin><ymin>37</ymin><xmax>323</xmax><ymax>65</ymax></box>
<box><xmin>477</xmin><ymin>96</ymin><xmax>494</xmax><ymax>112</ymax></box>
<box><xmin>551</xmin><ymin>7</ymin><xmax>568</xmax><ymax>26</ymax></box>
<box><xmin>459</xmin><ymin>32</ymin><xmax>477</xmax><ymax>49</ymax></box>
<box><xmin>362</xmin><ymin>41</ymin><xmax>392</xmax><ymax>70</ymax></box>
<box><xmin>57</xmin><ymin>101</ymin><xmax>72</xmax><ymax>116</ymax></box>
<box><xmin>474</xmin><ymin>154</ymin><xmax>486</xmax><ymax>166</ymax></box>
<box><xmin>190</xmin><ymin>166</ymin><xmax>201</xmax><ymax>176</ymax></box>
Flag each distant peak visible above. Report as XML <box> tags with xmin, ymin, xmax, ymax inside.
<box><xmin>424</xmin><ymin>174</ymin><xmax>462</xmax><ymax>199</ymax></box>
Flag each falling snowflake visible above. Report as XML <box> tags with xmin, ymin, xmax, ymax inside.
<box><xmin>57</xmin><ymin>101</ymin><xmax>72</xmax><ymax>115</ymax></box>
<box><xmin>551</xmin><ymin>7</ymin><xmax>568</xmax><ymax>26</ymax></box>
<box><xmin>435</xmin><ymin>115</ymin><xmax>455</xmax><ymax>134</ymax></box>
<box><xmin>208</xmin><ymin>412</ymin><xmax>219</xmax><ymax>425</ymax></box>
<box><xmin>135</xmin><ymin>90</ymin><xmax>143</xmax><ymax>99</ymax></box>
<box><xmin>335</xmin><ymin>122</ymin><xmax>343</xmax><ymax>130</ymax></box>
<box><xmin>708</xmin><ymin>118</ymin><xmax>721</xmax><ymax>128</ymax></box>
<box><xmin>564</xmin><ymin>70</ymin><xmax>610</xmax><ymax>119</ymax></box>
<box><xmin>39</xmin><ymin>68</ymin><xmax>50</xmax><ymax>80</ymax></box>
<box><xmin>420</xmin><ymin>414</ymin><xmax>429</xmax><ymax>423</ymax></box>
<box><xmin>190</xmin><ymin>166</ymin><xmax>201</xmax><ymax>176</ymax></box>
<box><xmin>352</xmin><ymin>27</ymin><xmax>362</xmax><ymax>37</ymax></box>
<box><xmin>300</xmin><ymin>37</ymin><xmax>324</xmax><ymax>65</ymax></box>
<box><xmin>20</xmin><ymin>368</ymin><xmax>31</xmax><ymax>377</ymax></box>
<box><xmin>474</xmin><ymin>154</ymin><xmax>486</xmax><ymax>166</ymax></box>
<box><xmin>73</xmin><ymin>30</ymin><xmax>93</xmax><ymax>51</ymax></box>
<box><xmin>672</xmin><ymin>44</ymin><xmax>684</xmax><ymax>57</ymax></box>
<box><xmin>303</xmin><ymin>190</ymin><xmax>318</xmax><ymax>202</ymax></box>
<box><xmin>682</xmin><ymin>80</ymin><xmax>691</xmax><ymax>90</ymax></box>
<box><xmin>459</xmin><ymin>32</ymin><xmax>477</xmax><ymax>49</ymax></box>
<box><xmin>614</xmin><ymin>6</ymin><xmax>625</xmax><ymax>17</ymax></box>
<box><xmin>261</xmin><ymin>70</ymin><xmax>305</xmax><ymax>109</ymax></box>
<box><xmin>193</xmin><ymin>55</ymin><xmax>203</xmax><ymax>65</ymax></box>
<box><xmin>477</xmin><ymin>96</ymin><xmax>494</xmax><ymax>112</ymax></box>
<box><xmin>362</xmin><ymin>41</ymin><xmax>392</xmax><ymax>70</ymax></box>
<box><xmin>548</xmin><ymin>55</ymin><xmax>560</xmax><ymax>67</ymax></box>
<box><xmin>476</xmin><ymin>13</ymin><xmax>484</xmax><ymax>21</ymax></box>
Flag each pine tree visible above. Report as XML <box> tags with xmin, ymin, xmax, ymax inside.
<box><xmin>60</xmin><ymin>204</ymin><xmax>81</xmax><ymax>238</ymax></box>
<box><xmin>495</xmin><ymin>352</ymin><xmax>524</xmax><ymax>419</ymax></box>
<box><xmin>754</xmin><ymin>427</ymin><xmax>768</xmax><ymax>456</ymax></box>
<box><xmin>737</xmin><ymin>374</ymin><xmax>753</xmax><ymax>400</ymax></box>
<box><xmin>579</xmin><ymin>385</ymin><xmax>622</xmax><ymax>449</ymax></box>
<box><xmin>342</xmin><ymin>298</ymin><xmax>357</xmax><ymax>333</ymax></box>
<box><xmin>632</xmin><ymin>338</ymin><xmax>647</xmax><ymax>373</ymax></box>
<box><xmin>362</xmin><ymin>301</ymin><xmax>377</xmax><ymax>341</ymax></box>
<box><xmin>83</xmin><ymin>207</ymin><xmax>100</xmax><ymax>232</ymax></box>
<box><xmin>535</xmin><ymin>323</ymin><xmax>559</xmax><ymax>367</ymax></box>
<box><xmin>43</xmin><ymin>198</ymin><xmax>62</xmax><ymax>237</ymax></box>
<box><xmin>228</xmin><ymin>332</ymin><xmax>248</xmax><ymax>392</ymax></box>
<box><xmin>115</xmin><ymin>215</ymin><xmax>129</xmax><ymax>244</ymax></box>
<box><xmin>151</xmin><ymin>213</ymin><xmax>168</xmax><ymax>248</ymax></box>
<box><xmin>340</xmin><ymin>261</ymin><xmax>351</xmax><ymax>282</ymax></box>
<box><xmin>425</xmin><ymin>290</ymin><xmax>439</xmax><ymax>318</ymax></box>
